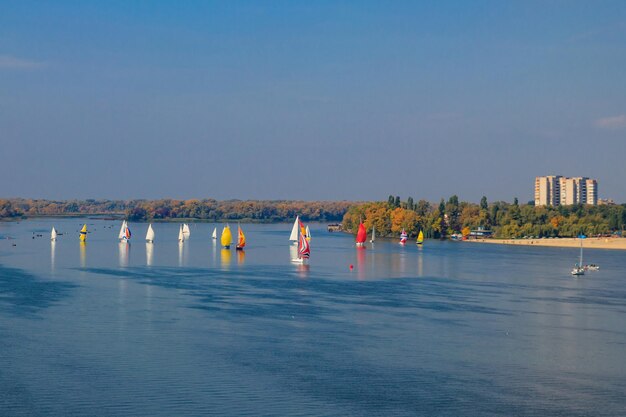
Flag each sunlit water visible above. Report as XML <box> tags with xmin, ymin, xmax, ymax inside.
<box><xmin>1</xmin><ymin>218</ymin><xmax>625</xmax><ymax>416</ymax></box>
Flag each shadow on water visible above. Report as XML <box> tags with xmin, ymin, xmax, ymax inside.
<box><xmin>81</xmin><ymin>265</ymin><xmax>510</xmax><ymax>324</ymax></box>
<box><xmin>0</xmin><ymin>264</ymin><xmax>76</xmax><ymax>317</ymax></box>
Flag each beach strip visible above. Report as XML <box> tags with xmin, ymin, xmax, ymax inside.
<box><xmin>466</xmin><ymin>237</ymin><xmax>626</xmax><ymax>250</ymax></box>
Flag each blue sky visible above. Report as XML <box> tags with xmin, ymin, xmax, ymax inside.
<box><xmin>1</xmin><ymin>1</ymin><xmax>625</xmax><ymax>202</ymax></box>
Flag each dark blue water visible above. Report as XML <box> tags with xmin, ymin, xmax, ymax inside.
<box><xmin>1</xmin><ymin>219</ymin><xmax>625</xmax><ymax>416</ymax></box>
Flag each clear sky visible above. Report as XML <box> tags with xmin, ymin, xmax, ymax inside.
<box><xmin>1</xmin><ymin>1</ymin><xmax>625</xmax><ymax>203</ymax></box>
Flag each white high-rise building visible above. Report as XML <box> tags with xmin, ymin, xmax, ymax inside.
<box><xmin>534</xmin><ymin>176</ymin><xmax>598</xmax><ymax>206</ymax></box>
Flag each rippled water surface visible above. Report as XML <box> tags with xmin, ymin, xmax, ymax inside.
<box><xmin>1</xmin><ymin>219</ymin><xmax>625</xmax><ymax>416</ymax></box>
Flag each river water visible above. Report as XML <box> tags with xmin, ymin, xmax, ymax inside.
<box><xmin>1</xmin><ymin>218</ymin><xmax>625</xmax><ymax>416</ymax></box>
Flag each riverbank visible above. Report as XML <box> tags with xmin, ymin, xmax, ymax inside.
<box><xmin>466</xmin><ymin>237</ymin><xmax>626</xmax><ymax>250</ymax></box>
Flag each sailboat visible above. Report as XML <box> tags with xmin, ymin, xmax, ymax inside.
<box><xmin>571</xmin><ymin>235</ymin><xmax>585</xmax><ymax>276</ymax></box>
<box><xmin>221</xmin><ymin>225</ymin><xmax>232</xmax><ymax>249</ymax></box>
<box><xmin>305</xmin><ymin>225</ymin><xmax>311</xmax><ymax>242</ymax></box>
<box><xmin>79</xmin><ymin>224</ymin><xmax>87</xmax><ymax>242</ymax></box>
<box><xmin>145</xmin><ymin>224</ymin><xmax>155</xmax><ymax>243</ymax></box>
<box><xmin>236</xmin><ymin>225</ymin><xmax>246</xmax><ymax>250</ymax></box>
<box><xmin>118</xmin><ymin>220</ymin><xmax>131</xmax><ymax>242</ymax></box>
<box><xmin>178</xmin><ymin>224</ymin><xmax>185</xmax><ymax>243</ymax></box>
<box><xmin>291</xmin><ymin>225</ymin><xmax>310</xmax><ymax>263</ymax></box>
<box><xmin>356</xmin><ymin>222</ymin><xmax>367</xmax><ymax>247</ymax></box>
<box><xmin>399</xmin><ymin>229</ymin><xmax>408</xmax><ymax>245</ymax></box>
<box><xmin>212</xmin><ymin>227</ymin><xmax>217</xmax><ymax>240</ymax></box>
<box><xmin>118</xmin><ymin>220</ymin><xmax>126</xmax><ymax>241</ymax></box>
<box><xmin>416</xmin><ymin>230</ymin><xmax>424</xmax><ymax>245</ymax></box>
<box><xmin>182</xmin><ymin>223</ymin><xmax>191</xmax><ymax>239</ymax></box>
<box><xmin>289</xmin><ymin>216</ymin><xmax>300</xmax><ymax>244</ymax></box>
<box><xmin>51</xmin><ymin>227</ymin><xmax>57</xmax><ymax>241</ymax></box>
<box><xmin>370</xmin><ymin>226</ymin><xmax>375</xmax><ymax>243</ymax></box>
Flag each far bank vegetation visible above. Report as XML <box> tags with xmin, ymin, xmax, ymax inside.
<box><xmin>342</xmin><ymin>195</ymin><xmax>626</xmax><ymax>239</ymax></box>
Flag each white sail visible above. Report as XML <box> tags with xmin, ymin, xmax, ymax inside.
<box><xmin>178</xmin><ymin>225</ymin><xmax>184</xmax><ymax>242</ymax></box>
<box><xmin>212</xmin><ymin>227</ymin><xmax>217</xmax><ymax>239</ymax></box>
<box><xmin>146</xmin><ymin>224</ymin><xmax>155</xmax><ymax>242</ymax></box>
<box><xmin>289</xmin><ymin>216</ymin><xmax>299</xmax><ymax>241</ymax></box>
<box><xmin>118</xmin><ymin>220</ymin><xmax>127</xmax><ymax>240</ymax></box>
<box><xmin>370</xmin><ymin>226</ymin><xmax>375</xmax><ymax>243</ymax></box>
<box><xmin>51</xmin><ymin>227</ymin><xmax>57</xmax><ymax>241</ymax></box>
<box><xmin>183</xmin><ymin>223</ymin><xmax>191</xmax><ymax>237</ymax></box>
<box><xmin>306</xmin><ymin>225</ymin><xmax>311</xmax><ymax>240</ymax></box>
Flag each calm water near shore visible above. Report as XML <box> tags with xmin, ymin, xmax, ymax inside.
<box><xmin>1</xmin><ymin>218</ymin><xmax>625</xmax><ymax>416</ymax></box>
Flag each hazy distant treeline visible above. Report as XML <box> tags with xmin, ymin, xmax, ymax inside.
<box><xmin>343</xmin><ymin>195</ymin><xmax>626</xmax><ymax>239</ymax></box>
<box><xmin>0</xmin><ymin>198</ymin><xmax>354</xmax><ymax>222</ymax></box>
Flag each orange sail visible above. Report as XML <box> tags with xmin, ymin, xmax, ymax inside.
<box><xmin>236</xmin><ymin>225</ymin><xmax>246</xmax><ymax>250</ymax></box>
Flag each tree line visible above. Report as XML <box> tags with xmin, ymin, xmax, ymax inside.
<box><xmin>343</xmin><ymin>195</ymin><xmax>626</xmax><ymax>239</ymax></box>
<box><xmin>0</xmin><ymin>198</ymin><xmax>353</xmax><ymax>223</ymax></box>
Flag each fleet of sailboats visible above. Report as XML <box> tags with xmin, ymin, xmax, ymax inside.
<box><xmin>49</xmin><ymin>218</ymin><xmax>602</xmax><ymax>279</ymax></box>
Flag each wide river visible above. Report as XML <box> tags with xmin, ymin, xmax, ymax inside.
<box><xmin>1</xmin><ymin>218</ymin><xmax>625</xmax><ymax>416</ymax></box>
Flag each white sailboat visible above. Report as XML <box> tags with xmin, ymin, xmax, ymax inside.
<box><xmin>118</xmin><ymin>220</ymin><xmax>131</xmax><ymax>242</ymax></box>
<box><xmin>370</xmin><ymin>226</ymin><xmax>375</xmax><ymax>243</ymax></box>
<box><xmin>571</xmin><ymin>235</ymin><xmax>585</xmax><ymax>276</ymax></box>
<box><xmin>118</xmin><ymin>220</ymin><xmax>127</xmax><ymax>241</ymax></box>
<box><xmin>51</xmin><ymin>227</ymin><xmax>57</xmax><ymax>241</ymax></box>
<box><xmin>182</xmin><ymin>223</ymin><xmax>191</xmax><ymax>238</ymax></box>
<box><xmin>145</xmin><ymin>224</ymin><xmax>155</xmax><ymax>243</ymax></box>
<box><xmin>289</xmin><ymin>216</ymin><xmax>300</xmax><ymax>243</ymax></box>
<box><xmin>212</xmin><ymin>227</ymin><xmax>217</xmax><ymax>240</ymax></box>
<box><xmin>178</xmin><ymin>225</ymin><xmax>185</xmax><ymax>242</ymax></box>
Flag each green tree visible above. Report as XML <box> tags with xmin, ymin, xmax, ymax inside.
<box><xmin>480</xmin><ymin>196</ymin><xmax>488</xmax><ymax>210</ymax></box>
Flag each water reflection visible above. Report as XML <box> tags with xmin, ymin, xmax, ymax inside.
<box><xmin>417</xmin><ymin>246</ymin><xmax>423</xmax><ymax>276</ymax></box>
<box><xmin>356</xmin><ymin>247</ymin><xmax>366</xmax><ymax>280</ymax></box>
<box><xmin>296</xmin><ymin>263</ymin><xmax>309</xmax><ymax>278</ymax></box>
<box><xmin>212</xmin><ymin>240</ymin><xmax>217</xmax><ymax>266</ymax></box>
<box><xmin>146</xmin><ymin>242</ymin><xmax>154</xmax><ymax>266</ymax></box>
<box><xmin>237</xmin><ymin>249</ymin><xmax>245</xmax><ymax>265</ymax></box>
<box><xmin>79</xmin><ymin>241</ymin><xmax>87</xmax><ymax>268</ymax></box>
<box><xmin>220</xmin><ymin>248</ymin><xmax>232</xmax><ymax>268</ymax></box>
<box><xmin>50</xmin><ymin>240</ymin><xmax>56</xmax><ymax>272</ymax></box>
<box><xmin>118</xmin><ymin>242</ymin><xmax>130</xmax><ymax>268</ymax></box>
<box><xmin>178</xmin><ymin>242</ymin><xmax>184</xmax><ymax>267</ymax></box>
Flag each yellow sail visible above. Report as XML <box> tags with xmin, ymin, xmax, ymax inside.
<box><xmin>416</xmin><ymin>230</ymin><xmax>424</xmax><ymax>245</ymax></box>
<box><xmin>79</xmin><ymin>224</ymin><xmax>87</xmax><ymax>242</ymax></box>
<box><xmin>221</xmin><ymin>225</ymin><xmax>232</xmax><ymax>248</ymax></box>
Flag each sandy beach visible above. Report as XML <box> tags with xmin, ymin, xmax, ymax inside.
<box><xmin>467</xmin><ymin>237</ymin><xmax>626</xmax><ymax>251</ymax></box>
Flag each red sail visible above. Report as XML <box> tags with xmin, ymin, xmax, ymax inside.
<box><xmin>298</xmin><ymin>232</ymin><xmax>310</xmax><ymax>258</ymax></box>
<box><xmin>356</xmin><ymin>223</ymin><xmax>367</xmax><ymax>243</ymax></box>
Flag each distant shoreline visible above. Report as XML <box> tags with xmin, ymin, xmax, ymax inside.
<box><xmin>2</xmin><ymin>215</ymin><xmax>325</xmax><ymax>224</ymax></box>
<box><xmin>466</xmin><ymin>237</ymin><xmax>626</xmax><ymax>251</ymax></box>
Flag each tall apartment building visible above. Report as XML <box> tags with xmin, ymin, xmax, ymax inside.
<box><xmin>534</xmin><ymin>176</ymin><xmax>598</xmax><ymax>206</ymax></box>
<box><xmin>534</xmin><ymin>175</ymin><xmax>561</xmax><ymax>206</ymax></box>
